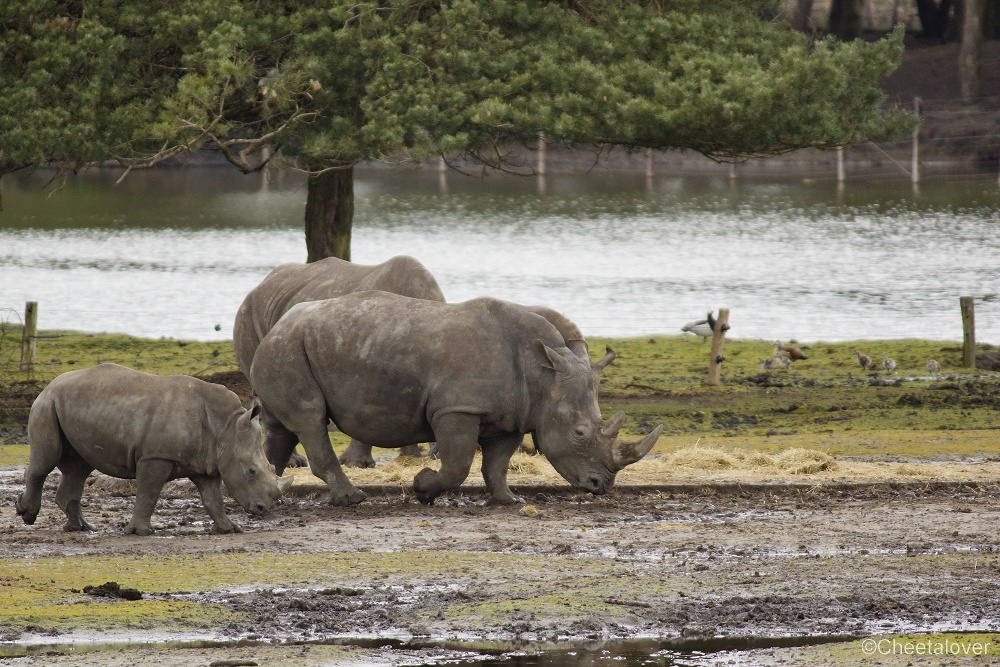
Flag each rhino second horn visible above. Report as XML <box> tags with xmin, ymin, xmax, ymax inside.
<box><xmin>612</xmin><ymin>424</ymin><xmax>664</xmax><ymax>470</ymax></box>
<box><xmin>277</xmin><ymin>476</ymin><xmax>294</xmax><ymax>494</ymax></box>
<box><xmin>601</xmin><ymin>411</ymin><xmax>626</xmax><ymax>439</ymax></box>
<box><xmin>593</xmin><ymin>345</ymin><xmax>616</xmax><ymax>372</ymax></box>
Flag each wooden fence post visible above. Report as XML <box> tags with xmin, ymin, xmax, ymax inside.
<box><xmin>911</xmin><ymin>97</ymin><xmax>921</xmax><ymax>185</ymax></box>
<box><xmin>706</xmin><ymin>308</ymin><xmax>730</xmax><ymax>386</ymax></box>
<box><xmin>20</xmin><ymin>301</ymin><xmax>38</xmax><ymax>371</ymax></box>
<box><xmin>960</xmin><ymin>296</ymin><xmax>976</xmax><ymax>368</ymax></box>
<box><xmin>537</xmin><ymin>132</ymin><xmax>547</xmax><ymax>176</ymax></box>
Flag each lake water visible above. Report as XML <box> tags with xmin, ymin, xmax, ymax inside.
<box><xmin>1</xmin><ymin>166</ymin><xmax>999</xmax><ymax>344</ymax></box>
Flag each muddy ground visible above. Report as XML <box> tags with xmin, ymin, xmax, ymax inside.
<box><xmin>2</xmin><ymin>466</ymin><xmax>999</xmax><ymax>666</ymax></box>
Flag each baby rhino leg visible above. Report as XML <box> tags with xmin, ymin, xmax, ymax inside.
<box><xmin>16</xmin><ymin>398</ymin><xmax>65</xmax><ymax>525</ymax></box>
<box><xmin>125</xmin><ymin>458</ymin><xmax>173</xmax><ymax>536</ymax></box>
<box><xmin>55</xmin><ymin>455</ymin><xmax>96</xmax><ymax>532</ymax></box>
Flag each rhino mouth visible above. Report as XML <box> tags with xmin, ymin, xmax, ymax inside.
<box><xmin>580</xmin><ymin>474</ymin><xmax>612</xmax><ymax>495</ymax></box>
<box><xmin>249</xmin><ymin>503</ymin><xmax>269</xmax><ymax>516</ymax></box>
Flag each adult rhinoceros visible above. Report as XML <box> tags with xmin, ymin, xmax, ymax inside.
<box><xmin>250</xmin><ymin>291</ymin><xmax>663</xmax><ymax>505</ymax></box>
<box><xmin>234</xmin><ymin>255</ymin><xmax>445</xmax><ymax>468</ymax></box>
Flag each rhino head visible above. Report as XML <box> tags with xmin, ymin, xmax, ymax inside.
<box><xmin>530</xmin><ymin>341</ymin><xmax>663</xmax><ymax>495</ymax></box>
<box><xmin>218</xmin><ymin>398</ymin><xmax>292</xmax><ymax>515</ymax></box>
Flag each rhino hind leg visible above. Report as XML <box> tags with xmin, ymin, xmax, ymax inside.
<box><xmin>124</xmin><ymin>458</ymin><xmax>173</xmax><ymax>536</ymax></box>
<box><xmin>17</xmin><ymin>398</ymin><xmax>66</xmax><ymax>525</ymax></box>
<box><xmin>339</xmin><ymin>439</ymin><xmax>377</xmax><ymax>468</ymax></box>
<box><xmin>413</xmin><ymin>414</ymin><xmax>479</xmax><ymax>504</ymax></box>
<box><xmin>399</xmin><ymin>443</ymin><xmax>425</xmax><ymax>459</ymax></box>
<box><xmin>340</xmin><ymin>441</ymin><xmax>426</xmax><ymax>468</ymax></box>
<box><xmin>54</xmin><ymin>455</ymin><xmax>96</xmax><ymax>532</ymax></box>
<box><xmin>16</xmin><ymin>461</ymin><xmax>52</xmax><ymax>526</ymax></box>
<box><xmin>480</xmin><ymin>433</ymin><xmax>526</xmax><ymax>505</ymax></box>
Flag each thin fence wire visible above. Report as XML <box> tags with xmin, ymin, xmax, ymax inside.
<box><xmin>4</xmin><ymin>301</ymin><xmax>997</xmax><ymax>344</ymax></box>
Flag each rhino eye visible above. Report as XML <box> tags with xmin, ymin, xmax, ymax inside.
<box><xmin>248</xmin><ymin>467</ymin><xmax>257</xmax><ymax>477</ymax></box>
<box><xmin>574</xmin><ymin>426</ymin><xmax>588</xmax><ymax>439</ymax></box>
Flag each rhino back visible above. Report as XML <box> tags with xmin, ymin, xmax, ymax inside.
<box><xmin>253</xmin><ymin>293</ymin><xmax>562</xmax><ymax>445</ymax></box>
<box><xmin>233</xmin><ymin>256</ymin><xmax>444</xmax><ymax>374</ymax></box>
<box><xmin>37</xmin><ymin>364</ymin><xmax>240</xmax><ymax>478</ymax></box>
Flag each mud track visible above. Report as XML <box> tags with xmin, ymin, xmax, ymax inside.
<box><xmin>2</xmin><ymin>471</ymin><xmax>999</xmax><ymax>665</ymax></box>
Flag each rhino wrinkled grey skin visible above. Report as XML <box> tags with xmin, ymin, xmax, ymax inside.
<box><xmin>250</xmin><ymin>291</ymin><xmax>664</xmax><ymax>505</ymax></box>
<box><xmin>15</xmin><ymin>364</ymin><xmax>291</xmax><ymax>535</ymax></box>
<box><xmin>234</xmin><ymin>255</ymin><xmax>445</xmax><ymax>468</ymax></box>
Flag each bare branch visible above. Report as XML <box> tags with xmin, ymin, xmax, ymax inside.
<box><xmin>178</xmin><ymin>108</ymin><xmax>319</xmax><ymax>173</ymax></box>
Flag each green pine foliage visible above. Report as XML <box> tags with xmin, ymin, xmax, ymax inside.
<box><xmin>2</xmin><ymin>0</ymin><xmax>910</xmax><ymax>178</ymax></box>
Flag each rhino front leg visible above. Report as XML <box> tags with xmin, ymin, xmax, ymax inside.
<box><xmin>413</xmin><ymin>414</ymin><xmax>479</xmax><ymax>504</ymax></box>
<box><xmin>190</xmin><ymin>475</ymin><xmax>241</xmax><ymax>534</ymax></box>
<box><xmin>54</xmin><ymin>456</ymin><xmax>96</xmax><ymax>532</ymax></box>
<box><xmin>480</xmin><ymin>433</ymin><xmax>526</xmax><ymax>505</ymax></box>
<box><xmin>124</xmin><ymin>458</ymin><xmax>173</xmax><ymax>536</ymax></box>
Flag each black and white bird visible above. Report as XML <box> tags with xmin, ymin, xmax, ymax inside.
<box><xmin>681</xmin><ymin>311</ymin><xmax>717</xmax><ymax>342</ymax></box>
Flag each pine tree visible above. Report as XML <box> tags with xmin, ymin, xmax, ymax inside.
<box><xmin>1</xmin><ymin>1</ymin><xmax>911</xmax><ymax>258</ymax></box>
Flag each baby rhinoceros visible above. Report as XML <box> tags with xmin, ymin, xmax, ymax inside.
<box><xmin>15</xmin><ymin>363</ymin><xmax>291</xmax><ymax>535</ymax></box>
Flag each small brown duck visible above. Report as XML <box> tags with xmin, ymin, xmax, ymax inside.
<box><xmin>882</xmin><ymin>355</ymin><xmax>897</xmax><ymax>374</ymax></box>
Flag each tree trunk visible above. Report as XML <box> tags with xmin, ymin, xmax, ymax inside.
<box><xmin>915</xmin><ymin>0</ymin><xmax>953</xmax><ymax>39</ymax></box>
<box><xmin>959</xmin><ymin>0</ymin><xmax>984</xmax><ymax>102</ymax></box>
<box><xmin>987</xmin><ymin>0</ymin><xmax>999</xmax><ymax>38</ymax></box>
<box><xmin>828</xmin><ymin>0</ymin><xmax>863</xmax><ymax>39</ymax></box>
<box><xmin>305</xmin><ymin>166</ymin><xmax>354</xmax><ymax>262</ymax></box>
<box><xmin>792</xmin><ymin>0</ymin><xmax>815</xmax><ymax>32</ymax></box>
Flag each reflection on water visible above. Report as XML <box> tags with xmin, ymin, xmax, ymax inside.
<box><xmin>1</xmin><ymin>166</ymin><xmax>999</xmax><ymax>342</ymax></box>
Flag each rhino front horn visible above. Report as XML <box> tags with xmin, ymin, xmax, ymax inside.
<box><xmin>612</xmin><ymin>424</ymin><xmax>664</xmax><ymax>471</ymax></box>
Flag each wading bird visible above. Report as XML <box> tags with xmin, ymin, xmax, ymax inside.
<box><xmin>760</xmin><ymin>355</ymin><xmax>791</xmax><ymax>370</ymax></box>
<box><xmin>926</xmin><ymin>359</ymin><xmax>940</xmax><ymax>373</ymax></box>
<box><xmin>775</xmin><ymin>342</ymin><xmax>808</xmax><ymax>364</ymax></box>
<box><xmin>853</xmin><ymin>350</ymin><xmax>872</xmax><ymax>370</ymax></box>
<box><xmin>882</xmin><ymin>355</ymin><xmax>897</xmax><ymax>374</ymax></box>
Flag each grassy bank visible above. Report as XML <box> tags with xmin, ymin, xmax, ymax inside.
<box><xmin>2</xmin><ymin>327</ymin><xmax>1000</xmax><ymax>462</ymax></box>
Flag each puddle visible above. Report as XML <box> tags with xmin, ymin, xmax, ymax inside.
<box><xmin>0</xmin><ymin>633</ymin><xmax>858</xmax><ymax>664</ymax></box>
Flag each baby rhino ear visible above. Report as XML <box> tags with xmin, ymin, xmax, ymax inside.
<box><xmin>247</xmin><ymin>395</ymin><xmax>262</xmax><ymax>420</ymax></box>
<box><xmin>532</xmin><ymin>339</ymin><xmax>569</xmax><ymax>372</ymax></box>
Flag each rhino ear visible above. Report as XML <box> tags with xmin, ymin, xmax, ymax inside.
<box><xmin>247</xmin><ymin>395</ymin><xmax>262</xmax><ymax>420</ymax></box>
<box><xmin>532</xmin><ymin>339</ymin><xmax>565</xmax><ymax>371</ymax></box>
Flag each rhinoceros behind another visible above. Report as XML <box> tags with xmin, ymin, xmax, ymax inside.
<box><xmin>234</xmin><ymin>255</ymin><xmax>445</xmax><ymax>468</ymax></box>
<box><xmin>250</xmin><ymin>291</ymin><xmax>663</xmax><ymax>505</ymax></box>
<box><xmin>16</xmin><ymin>364</ymin><xmax>291</xmax><ymax>535</ymax></box>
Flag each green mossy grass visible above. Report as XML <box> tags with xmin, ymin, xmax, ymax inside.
<box><xmin>3</xmin><ymin>328</ymin><xmax>1000</xmax><ymax>462</ymax></box>
<box><xmin>0</xmin><ymin>326</ymin><xmax>237</xmax><ymax>383</ymax></box>
<box><xmin>597</xmin><ymin>335</ymin><xmax>1000</xmax><ymax>459</ymax></box>
<box><xmin>0</xmin><ymin>550</ymin><xmax>614</xmax><ymax>635</ymax></box>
